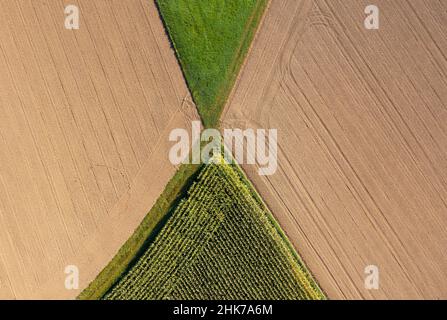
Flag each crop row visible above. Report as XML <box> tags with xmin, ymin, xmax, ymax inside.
<box><xmin>104</xmin><ymin>160</ymin><xmax>325</xmax><ymax>300</ymax></box>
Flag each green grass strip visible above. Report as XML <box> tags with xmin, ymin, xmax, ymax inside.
<box><xmin>78</xmin><ymin>163</ymin><xmax>201</xmax><ymax>300</ymax></box>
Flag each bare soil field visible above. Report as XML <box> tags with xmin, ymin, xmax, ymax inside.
<box><xmin>0</xmin><ymin>0</ymin><xmax>198</xmax><ymax>299</ymax></box>
<box><xmin>222</xmin><ymin>0</ymin><xmax>447</xmax><ymax>299</ymax></box>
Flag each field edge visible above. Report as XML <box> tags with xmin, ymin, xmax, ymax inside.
<box><xmin>228</xmin><ymin>158</ymin><xmax>327</xmax><ymax>299</ymax></box>
<box><xmin>77</xmin><ymin>163</ymin><xmax>202</xmax><ymax>300</ymax></box>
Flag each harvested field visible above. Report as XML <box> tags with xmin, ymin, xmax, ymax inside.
<box><xmin>0</xmin><ymin>0</ymin><xmax>199</xmax><ymax>299</ymax></box>
<box><xmin>222</xmin><ymin>0</ymin><xmax>447</xmax><ymax>299</ymax></box>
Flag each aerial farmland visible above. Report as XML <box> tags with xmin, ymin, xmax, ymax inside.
<box><xmin>222</xmin><ymin>0</ymin><xmax>447</xmax><ymax>299</ymax></box>
<box><xmin>0</xmin><ymin>0</ymin><xmax>199</xmax><ymax>299</ymax></box>
<box><xmin>0</xmin><ymin>0</ymin><xmax>445</xmax><ymax>305</ymax></box>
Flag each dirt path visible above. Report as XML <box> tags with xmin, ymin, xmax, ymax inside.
<box><xmin>222</xmin><ymin>0</ymin><xmax>447</xmax><ymax>299</ymax></box>
<box><xmin>0</xmin><ymin>0</ymin><xmax>199</xmax><ymax>299</ymax></box>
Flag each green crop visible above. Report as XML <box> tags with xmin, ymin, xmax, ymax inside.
<box><xmin>157</xmin><ymin>0</ymin><xmax>268</xmax><ymax>128</ymax></box>
<box><xmin>104</xmin><ymin>159</ymin><xmax>325</xmax><ymax>300</ymax></box>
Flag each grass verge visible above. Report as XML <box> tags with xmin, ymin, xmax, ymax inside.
<box><xmin>77</xmin><ymin>163</ymin><xmax>202</xmax><ymax>300</ymax></box>
<box><xmin>156</xmin><ymin>0</ymin><xmax>268</xmax><ymax>128</ymax></box>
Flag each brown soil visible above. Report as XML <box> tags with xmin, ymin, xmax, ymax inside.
<box><xmin>0</xmin><ymin>0</ymin><xmax>199</xmax><ymax>299</ymax></box>
<box><xmin>222</xmin><ymin>0</ymin><xmax>447</xmax><ymax>299</ymax></box>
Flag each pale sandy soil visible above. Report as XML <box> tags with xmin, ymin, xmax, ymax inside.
<box><xmin>0</xmin><ymin>0</ymin><xmax>199</xmax><ymax>299</ymax></box>
<box><xmin>222</xmin><ymin>0</ymin><xmax>447</xmax><ymax>299</ymax></box>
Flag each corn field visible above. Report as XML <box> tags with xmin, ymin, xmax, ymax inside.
<box><xmin>104</xmin><ymin>160</ymin><xmax>325</xmax><ymax>300</ymax></box>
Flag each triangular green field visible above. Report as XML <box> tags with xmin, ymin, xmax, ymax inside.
<box><xmin>157</xmin><ymin>0</ymin><xmax>268</xmax><ymax>127</ymax></box>
<box><xmin>104</xmin><ymin>160</ymin><xmax>324</xmax><ymax>300</ymax></box>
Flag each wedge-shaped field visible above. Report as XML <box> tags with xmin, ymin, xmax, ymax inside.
<box><xmin>157</xmin><ymin>0</ymin><xmax>268</xmax><ymax>127</ymax></box>
<box><xmin>104</xmin><ymin>160</ymin><xmax>324</xmax><ymax>300</ymax></box>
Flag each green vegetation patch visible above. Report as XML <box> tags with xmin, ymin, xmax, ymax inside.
<box><xmin>104</xmin><ymin>158</ymin><xmax>325</xmax><ymax>300</ymax></box>
<box><xmin>157</xmin><ymin>0</ymin><xmax>268</xmax><ymax>128</ymax></box>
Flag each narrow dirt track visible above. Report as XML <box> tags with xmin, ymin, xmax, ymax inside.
<box><xmin>0</xmin><ymin>0</ymin><xmax>199</xmax><ymax>299</ymax></box>
<box><xmin>222</xmin><ymin>0</ymin><xmax>447</xmax><ymax>299</ymax></box>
